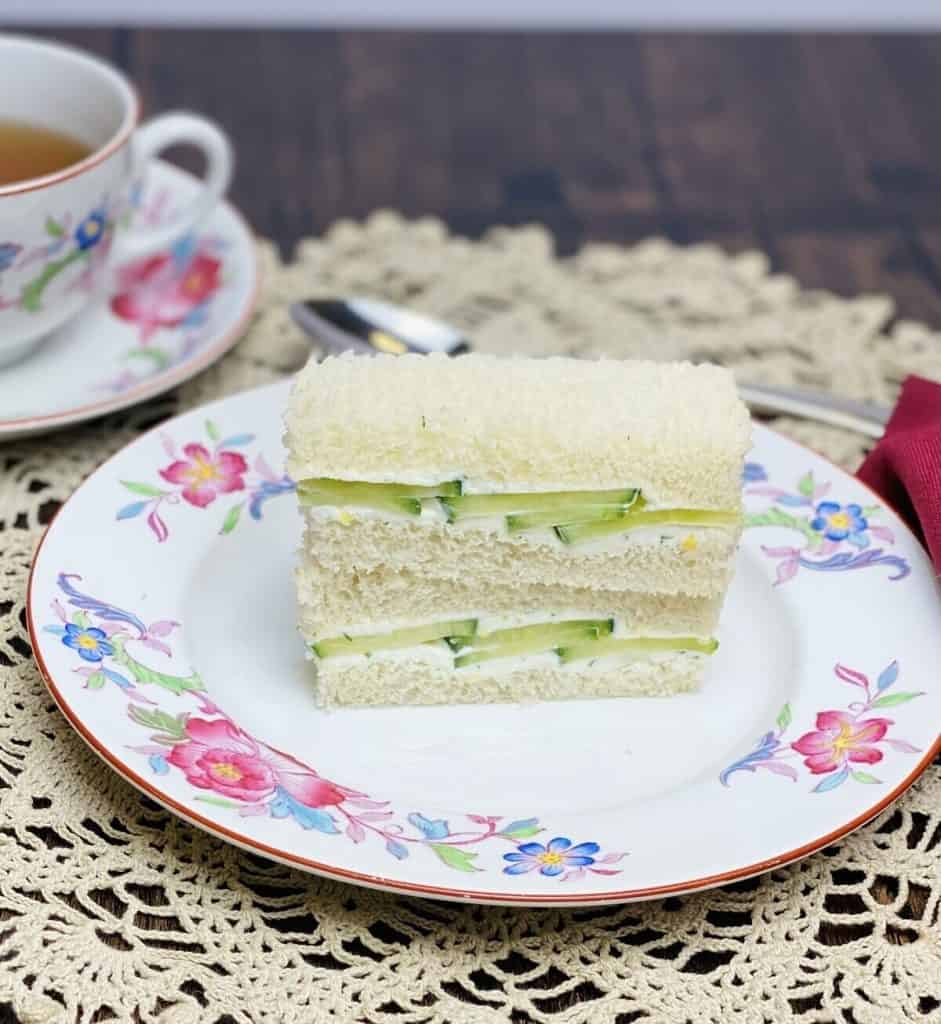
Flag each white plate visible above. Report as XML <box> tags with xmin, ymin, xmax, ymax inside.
<box><xmin>27</xmin><ymin>381</ymin><xmax>941</xmax><ymax>905</ymax></box>
<box><xmin>0</xmin><ymin>160</ymin><xmax>258</xmax><ymax>440</ymax></box>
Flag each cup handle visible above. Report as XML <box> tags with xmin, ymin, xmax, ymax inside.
<box><xmin>111</xmin><ymin>111</ymin><xmax>233</xmax><ymax>262</ymax></box>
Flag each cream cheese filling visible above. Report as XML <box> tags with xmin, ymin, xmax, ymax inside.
<box><xmin>310</xmin><ymin>643</ymin><xmax>712</xmax><ymax>675</ymax></box>
<box><xmin>302</xmin><ymin>503</ymin><xmax>736</xmax><ymax>556</ymax></box>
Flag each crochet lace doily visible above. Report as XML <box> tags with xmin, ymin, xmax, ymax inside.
<box><xmin>2</xmin><ymin>213</ymin><xmax>940</xmax><ymax>1024</ymax></box>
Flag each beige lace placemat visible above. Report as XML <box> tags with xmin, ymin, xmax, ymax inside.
<box><xmin>2</xmin><ymin>213</ymin><xmax>940</xmax><ymax>1024</ymax></box>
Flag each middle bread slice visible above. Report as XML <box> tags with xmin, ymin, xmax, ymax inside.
<box><xmin>300</xmin><ymin>511</ymin><xmax>738</xmax><ymax>599</ymax></box>
<box><xmin>296</xmin><ymin>557</ymin><xmax>724</xmax><ymax>642</ymax></box>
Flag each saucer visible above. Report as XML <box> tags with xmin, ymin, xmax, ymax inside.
<box><xmin>0</xmin><ymin>159</ymin><xmax>258</xmax><ymax>441</ymax></box>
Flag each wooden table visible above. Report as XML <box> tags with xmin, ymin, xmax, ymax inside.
<box><xmin>18</xmin><ymin>27</ymin><xmax>941</xmax><ymax>327</ymax></box>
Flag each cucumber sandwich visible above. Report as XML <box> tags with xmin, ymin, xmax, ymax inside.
<box><xmin>285</xmin><ymin>353</ymin><xmax>750</xmax><ymax>707</ymax></box>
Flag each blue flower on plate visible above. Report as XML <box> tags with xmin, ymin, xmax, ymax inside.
<box><xmin>62</xmin><ymin>623</ymin><xmax>114</xmax><ymax>663</ymax></box>
<box><xmin>743</xmin><ymin>462</ymin><xmax>768</xmax><ymax>484</ymax></box>
<box><xmin>0</xmin><ymin>242</ymin><xmax>22</xmax><ymax>272</ymax></box>
<box><xmin>810</xmin><ymin>501</ymin><xmax>868</xmax><ymax>545</ymax></box>
<box><xmin>74</xmin><ymin>208</ymin><xmax>107</xmax><ymax>250</ymax></box>
<box><xmin>503</xmin><ymin>836</ymin><xmax>600</xmax><ymax>877</ymax></box>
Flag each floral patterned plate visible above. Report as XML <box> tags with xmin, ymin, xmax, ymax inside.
<box><xmin>0</xmin><ymin>160</ymin><xmax>258</xmax><ymax>441</ymax></box>
<box><xmin>26</xmin><ymin>381</ymin><xmax>941</xmax><ymax>905</ymax></box>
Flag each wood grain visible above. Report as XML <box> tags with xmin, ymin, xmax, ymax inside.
<box><xmin>104</xmin><ymin>29</ymin><xmax>941</xmax><ymax>326</ymax></box>
<box><xmin>10</xmin><ymin>27</ymin><xmax>938</xmax><ymax>325</ymax></box>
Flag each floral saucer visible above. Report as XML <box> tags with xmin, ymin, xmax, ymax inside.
<box><xmin>27</xmin><ymin>381</ymin><xmax>941</xmax><ymax>905</ymax></box>
<box><xmin>0</xmin><ymin>160</ymin><xmax>258</xmax><ymax>441</ymax></box>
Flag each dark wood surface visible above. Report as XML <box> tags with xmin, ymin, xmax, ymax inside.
<box><xmin>15</xmin><ymin>27</ymin><xmax>941</xmax><ymax>327</ymax></box>
<box><xmin>3</xmin><ymin>27</ymin><xmax>939</xmax><ymax>1023</ymax></box>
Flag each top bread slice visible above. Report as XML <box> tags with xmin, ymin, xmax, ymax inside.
<box><xmin>285</xmin><ymin>352</ymin><xmax>751</xmax><ymax>509</ymax></box>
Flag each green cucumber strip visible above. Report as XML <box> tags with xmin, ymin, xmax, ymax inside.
<box><xmin>555</xmin><ymin>509</ymin><xmax>741</xmax><ymax>544</ymax></box>
<box><xmin>473</xmin><ymin>618</ymin><xmax>614</xmax><ymax>648</ymax></box>
<box><xmin>454</xmin><ymin>628</ymin><xmax>599</xmax><ymax>668</ymax></box>
<box><xmin>440</xmin><ymin>488</ymin><xmax>640</xmax><ymax>521</ymax></box>
<box><xmin>297</xmin><ymin>477</ymin><xmax>463</xmax><ymax>499</ymax></box>
<box><xmin>312</xmin><ymin>618</ymin><xmax>478</xmax><ymax>658</ymax></box>
<box><xmin>557</xmin><ymin>636</ymin><xmax>718</xmax><ymax>663</ymax></box>
<box><xmin>299</xmin><ymin>490</ymin><xmax>422</xmax><ymax>516</ymax></box>
<box><xmin>506</xmin><ymin>505</ymin><xmax>633</xmax><ymax>533</ymax></box>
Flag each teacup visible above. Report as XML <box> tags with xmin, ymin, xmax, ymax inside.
<box><xmin>0</xmin><ymin>34</ymin><xmax>233</xmax><ymax>368</ymax></box>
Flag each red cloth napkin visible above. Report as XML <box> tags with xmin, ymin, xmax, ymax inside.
<box><xmin>857</xmin><ymin>375</ymin><xmax>941</xmax><ymax>567</ymax></box>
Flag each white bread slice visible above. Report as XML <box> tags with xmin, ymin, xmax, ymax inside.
<box><xmin>296</xmin><ymin>558</ymin><xmax>722</xmax><ymax>640</ymax></box>
<box><xmin>311</xmin><ymin>650</ymin><xmax>706</xmax><ymax>708</ymax></box>
<box><xmin>285</xmin><ymin>352</ymin><xmax>751</xmax><ymax>509</ymax></box>
<box><xmin>301</xmin><ymin>514</ymin><xmax>738</xmax><ymax>598</ymax></box>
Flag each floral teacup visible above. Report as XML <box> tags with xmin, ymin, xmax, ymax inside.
<box><xmin>0</xmin><ymin>34</ymin><xmax>233</xmax><ymax>367</ymax></box>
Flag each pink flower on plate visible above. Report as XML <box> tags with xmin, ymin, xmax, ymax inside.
<box><xmin>791</xmin><ymin>711</ymin><xmax>893</xmax><ymax>774</ymax></box>
<box><xmin>167</xmin><ymin>718</ymin><xmax>351</xmax><ymax>806</ymax></box>
<box><xmin>262</xmin><ymin>744</ymin><xmax>360</xmax><ymax>808</ymax></box>
<box><xmin>159</xmin><ymin>443</ymin><xmax>247</xmax><ymax>508</ymax></box>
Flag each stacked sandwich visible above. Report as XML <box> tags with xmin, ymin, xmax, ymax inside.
<box><xmin>284</xmin><ymin>353</ymin><xmax>749</xmax><ymax>707</ymax></box>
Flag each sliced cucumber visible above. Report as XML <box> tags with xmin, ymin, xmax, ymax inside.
<box><xmin>554</xmin><ymin>509</ymin><xmax>741</xmax><ymax>545</ymax></box>
<box><xmin>454</xmin><ymin>627</ymin><xmax>600</xmax><ymax>668</ymax></box>
<box><xmin>312</xmin><ymin>618</ymin><xmax>478</xmax><ymax>658</ymax></box>
<box><xmin>506</xmin><ymin>505</ymin><xmax>633</xmax><ymax>534</ymax></box>
<box><xmin>472</xmin><ymin>618</ymin><xmax>614</xmax><ymax>648</ymax></box>
<box><xmin>298</xmin><ymin>477</ymin><xmax>462</xmax><ymax>499</ymax></box>
<box><xmin>298</xmin><ymin>477</ymin><xmax>462</xmax><ymax>516</ymax></box>
<box><xmin>300</xmin><ymin>490</ymin><xmax>422</xmax><ymax>517</ymax></box>
<box><xmin>441</xmin><ymin>488</ymin><xmax>639</xmax><ymax>522</ymax></box>
<box><xmin>557</xmin><ymin>635</ymin><xmax>718</xmax><ymax>663</ymax></box>
<box><xmin>298</xmin><ymin>477</ymin><xmax>463</xmax><ymax>498</ymax></box>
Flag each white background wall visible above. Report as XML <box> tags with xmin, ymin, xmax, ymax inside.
<box><xmin>2</xmin><ymin>0</ymin><xmax>941</xmax><ymax>28</ymax></box>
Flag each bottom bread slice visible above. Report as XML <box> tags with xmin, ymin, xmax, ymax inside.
<box><xmin>312</xmin><ymin>649</ymin><xmax>707</xmax><ymax>708</ymax></box>
<box><xmin>298</xmin><ymin>559</ymin><xmax>722</xmax><ymax>707</ymax></box>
